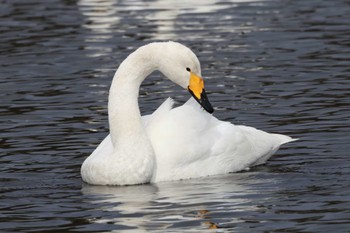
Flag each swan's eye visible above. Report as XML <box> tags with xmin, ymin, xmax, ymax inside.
<box><xmin>186</xmin><ymin>67</ymin><xmax>191</xmax><ymax>72</ymax></box>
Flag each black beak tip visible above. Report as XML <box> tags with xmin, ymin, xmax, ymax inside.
<box><xmin>203</xmin><ymin>103</ymin><xmax>214</xmax><ymax>114</ymax></box>
<box><xmin>188</xmin><ymin>88</ymin><xmax>214</xmax><ymax>114</ymax></box>
<box><xmin>199</xmin><ymin>95</ymin><xmax>214</xmax><ymax>114</ymax></box>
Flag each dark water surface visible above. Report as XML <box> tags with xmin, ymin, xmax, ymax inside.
<box><xmin>1</xmin><ymin>0</ymin><xmax>350</xmax><ymax>232</ymax></box>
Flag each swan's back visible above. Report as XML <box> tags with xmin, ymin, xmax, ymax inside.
<box><xmin>144</xmin><ymin>98</ymin><xmax>294</xmax><ymax>182</ymax></box>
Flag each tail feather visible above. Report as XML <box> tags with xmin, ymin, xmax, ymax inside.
<box><xmin>274</xmin><ymin>134</ymin><xmax>298</xmax><ymax>145</ymax></box>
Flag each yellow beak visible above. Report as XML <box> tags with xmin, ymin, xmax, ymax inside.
<box><xmin>187</xmin><ymin>72</ymin><xmax>214</xmax><ymax>113</ymax></box>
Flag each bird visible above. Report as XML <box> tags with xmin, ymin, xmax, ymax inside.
<box><xmin>81</xmin><ymin>41</ymin><xmax>296</xmax><ymax>186</ymax></box>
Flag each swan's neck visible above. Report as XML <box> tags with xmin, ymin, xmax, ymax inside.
<box><xmin>108</xmin><ymin>47</ymin><xmax>157</xmax><ymax>145</ymax></box>
<box><xmin>104</xmin><ymin>46</ymin><xmax>159</xmax><ymax>184</ymax></box>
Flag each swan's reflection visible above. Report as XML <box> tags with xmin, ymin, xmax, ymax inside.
<box><xmin>82</xmin><ymin>173</ymin><xmax>271</xmax><ymax>231</ymax></box>
<box><xmin>82</xmin><ymin>183</ymin><xmax>158</xmax><ymax>213</ymax></box>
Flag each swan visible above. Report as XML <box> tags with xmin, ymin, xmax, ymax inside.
<box><xmin>81</xmin><ymin>41</ymin><xmax>296</xmax><ymax>185</ymax></box>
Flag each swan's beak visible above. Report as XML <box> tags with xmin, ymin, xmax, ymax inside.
<box><xmin>187</xmin><ymin>72</ymin><xmax>214</xmax><ymax>114</ymax></box>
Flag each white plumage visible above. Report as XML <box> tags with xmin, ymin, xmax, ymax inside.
<box><xmin>81</xmin><ymin>41</ymin><xmax>296</xmax><ymax>185</ymax></box>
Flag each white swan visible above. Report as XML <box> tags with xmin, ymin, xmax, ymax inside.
<box><xmin>81</xmin><ymin>41</ymin><xmax>296</xmax><ymax>185</ymax></box>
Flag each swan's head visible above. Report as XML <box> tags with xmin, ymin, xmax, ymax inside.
<box><xmin>151</xmin><ymin>41</ymin><xmax>214</xmax><ymax>113</ymax></box>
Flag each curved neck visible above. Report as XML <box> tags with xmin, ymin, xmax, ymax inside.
<box><xmin>108</xmin><ymin>46</ymin><xmax>157</xmax><ymax>146</ymax></box>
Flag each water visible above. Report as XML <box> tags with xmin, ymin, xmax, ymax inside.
<box><xmin>1</xmin><ymin>0</ymin><xmax>350</xmax><ymax>232</ymax></box>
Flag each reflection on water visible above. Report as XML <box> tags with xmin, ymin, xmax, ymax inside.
<box><xmin>82</xmin><ymin>173</ymin><xmax>265</xmax><ymax>231</ymax></box>
<box><xmin>1</xmin><ymin>0</ymin><xmax>350</xmax><ymax>232</ymax></box>
<box><xmin>78</xmin><ymin>0</ymin><xmax>118</xmax><ymax>57</ymax></box>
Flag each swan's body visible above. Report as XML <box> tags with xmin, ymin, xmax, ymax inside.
<box><xmin>81</xmin><ymin>42</ymin><xmax>295</xmax><ymax>185</ymax></box>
